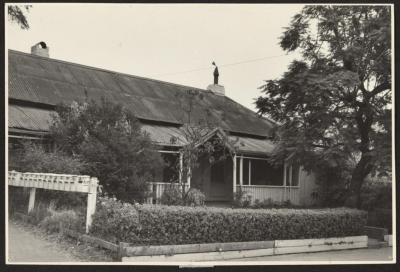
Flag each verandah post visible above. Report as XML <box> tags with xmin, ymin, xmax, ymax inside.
<box><xmin>233</xmin><ymin>154</ymin><xmax>237</xmax><ymax>194</ymax></box>
<box><xmin>179</xmin><ymin>151</ymin><xmax>183</xmax><ymax>184</ymax></box>
<box><xmin>239</xmin><ymin>156</ymin><xmax>243</xmax><ymax>186</ymax></box>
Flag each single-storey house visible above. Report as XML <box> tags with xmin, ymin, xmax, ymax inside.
<box><xmin>8</xmin><ymin>42</ymin><xmax>318</xmax><ymax>206</ymax></box>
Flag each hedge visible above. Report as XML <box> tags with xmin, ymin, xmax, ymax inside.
<box><xmin>90</xmin><ymin>197</ymin><xmax>367</xmax><ymax>245</ymax></box>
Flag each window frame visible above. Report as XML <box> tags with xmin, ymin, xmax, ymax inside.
<box><xmin>237</xmin><ymin>155</ymin><xmax>299</xmax><ymax>187</ymax></box>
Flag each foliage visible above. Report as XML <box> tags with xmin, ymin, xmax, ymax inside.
<box><xmin>90</xmin><ymin>197</ymin><xmax>140</xmax><ymax>243</ymax></box>
<box><xmin>91</xmin><ymin>199</ymin><xmax>367</xmax><ymax>245</ymax></box>
<box><xmin>27</xmin><ymin>202</ymin><xmax>52</xmax><ymax>225</ymax></box>
<box><xmin>256</xmin><ymin>6</ymin><xmax>391</xmax><ymax>207</ymax></box>
<box><xmin>184</xmin><ymin>188</ymin><xmax>206</xmax><ymax>206</ymax></box>
<box><xmin>8</xmin><ymin>187</ymin><xmax>29</xmax><ymax>215</ymax></box>
<box><xmin>360</xmin><ymin>178</ymin><xmax>392</xmax><ymax>210</ymax></box>
<box><xmin>8</xmin><ymin>141</ymin><xmax>88</xmax><ymax>209</ymax></box>
<box><xmin>8</xmin><ymin>141</ymin><xmax>85</xmax><ymax>174</ymax></box>
<box><xmin>8</xmin><ymin>5</ymin><xmax>31</xmax><ymax>29</ymax></box>
<box><xmin>49</xmin><ymin>98</ymin><xmax>164</xmax><ymax>203</ymax></box>
<box><xmin>159</xmin><ymin>185</ymin><xmax>184</xmax><ymax>206</ymax></box>
<box><xmin>160</xmin><ymin>185</ymin><xmax>205</xmax><ymax>206</ymax></box>
<box><xmin>39</xmin><ymin>208</ymin><xmax>85</xmax><ymax>234</ymax></box>
<box><xmin>367</xmin><ymin>208</ymin><xmax>392</xmax><ymax>234</ymax></box>
<box><xmin>232</xmin><ymin>188</ymin><xmax>252</xmax><ymax>208</ymax></box>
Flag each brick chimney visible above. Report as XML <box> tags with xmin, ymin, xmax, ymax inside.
<box><xmin>31</xmin><ymin>41</ymin><xmax>49</xmax><ymax>57</ymax></box>
<box><xmin>207</xmin><ymin>61</ymin><xmax>225</xmax><ymax>96</ymax></box>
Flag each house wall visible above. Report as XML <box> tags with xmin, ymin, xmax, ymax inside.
<box><xmin>298</xmin><ymin>167</ymin><xmax>319</xmax><ymax>206</ymax></box>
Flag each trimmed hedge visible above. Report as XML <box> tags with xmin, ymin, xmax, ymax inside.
<box><xmin>90</xmin><ymin>197</ymin><xmax>367</xmax><ymax>245</ymax></box>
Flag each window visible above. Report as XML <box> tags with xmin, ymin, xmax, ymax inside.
<box><xmin>243</xmin><ymin>159</ymin><xmax>250</xmax><ymax>185</ymax></box>
<box><xmin>237</xmin><ymin>157</ymin><xmax>283</xmax><ymax>186</ymax></box>
<box><xmin>291</xmin><ymin>162</ymin><xmax>300</xmax><ymax>186</ymax></box>
<box><xmin>161</xmin><ymin>152</ymin><xmax>179</xmax><ymax>183</ymax></box>
<box><xmin>284</xmin><ymin>162</ymin><xmax>300</xmax><ymax>187</ymax></box>
<box><xmin>250</xmin><ymin>160</ymin><xmax>283</xmax><ymax>186</ymax></box>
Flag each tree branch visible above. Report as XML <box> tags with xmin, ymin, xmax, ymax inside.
<box><xmin>369</xmin><ymin>82</ymin><xmax>391</xmax><ymax>98</ymax></box>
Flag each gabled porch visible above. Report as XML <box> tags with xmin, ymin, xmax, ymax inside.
<box><xmin>145</xmin><ymin>128</ymin><xmax>307</xmax><ymax>205</ymax></box>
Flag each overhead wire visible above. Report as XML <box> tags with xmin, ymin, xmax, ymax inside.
<box><xmin>153</xmin><ymin>53</ymin><xmax>289</xmax><ymax>77</ymax></box>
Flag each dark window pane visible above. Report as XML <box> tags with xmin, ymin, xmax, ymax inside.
<box><xmin>291</xmin><ymin>163</ymin><xmax>300</xmax><ymax>186</ymax></box>
<box><xmin>161</xmin><ymin>153</ymin><xmax>179</xmax><ymax>183</ymax></box>
<box><xmin>211</xmin><ymin>160</ymin><xmax>225</xmax><ymax>183</ymax></box>
<box><xmin>243</xmin><ymin>158</ymin><xmax>249</xmax><ymax>185</ymax></box>
<box><xmin>286</xmin><ymin>165</ymin><xmax>290</xmax><ymax>185</ymax></box>
<box><xmin>250</xmin><ymin>159</ymin><xmax>283</xmax><ymax>186</ymax></box>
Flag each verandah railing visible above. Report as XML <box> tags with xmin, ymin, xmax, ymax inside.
<box><xmin>236</xmin><ymin>185</ymin><xmax>300</xmax><ymax>205</ymax></box>
<box><xmin>145</xmin><ymin>182</ymin><xmax>190</xmax><ymax>204</ymax></box>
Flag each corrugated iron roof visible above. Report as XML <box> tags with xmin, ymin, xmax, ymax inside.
<box><xmin>9</xmin><ymin>105</ymin><xmax>275</xmax><ymax>155</ymax></box>
<box><xmin>229</xmin><ymin>136</ymin><xmax>276</xmax><ymax>155</ymax></box>
<box><xmin>8</xmin><ymin>50</ymin><xmax>274</xmax><ymax>137</ymax></box>
<box><xmin>8</xmin><ymin>104</ymin><xmax>53</xmax><ymax>132</ymax></box>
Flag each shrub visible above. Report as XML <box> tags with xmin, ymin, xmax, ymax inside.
<box><xmin>8</xmin><ymin>187</ymin><xmax>29</xmax><ymax>215</ymax></box>
<box><xmin>90</xmin><ymin>197</ymin><xmax>140</xmax><ymax>243</ymax></box>
<box><xmin>159</xmin><ymin>184</ymin><xmax>184</xmax><ymax>206</ymax></box>
<box><xmin>252</xmin><ymin>198</ymin><xmax>275</xmax><ymax>209</ymax></box>
<box><xmin>232</xmin><ymin>188</ymin><xmax>251</xmax><ymax>208</ymax></box>
<box><xmin>184</xmin><ymin>188</ymin><xmax>205</xmax><ymax>206</ymax></box>
<box><xmin>27</xmin><ymin>202</ymin><xmax>52</xmax><ymax>225</ymax></box>
<box><xmin>89</xmin><ymin>198</ymin><xmax>367</xmax><ymax>245</ymax></box>
<box><xmin>136</xmin><ymin>206</ymin><xmax>366</xmax><ymax>245</ymax></box>
<box><xmin>360</xmin><ymin>180</ymin><xmax>392</xmax><ymax>210</ymax></box>
<box><xmin>8</xmin><ymin>142</ymin><xmax>87</xmax><ymax>211</ymax></box>
<box><xmin>39</xmin><ymin>208</ymin><xmax>85</xmax><ymax>234</ymax></box>
<box><xmin>8</xmin><ymin>141</ymin><xmax>85</xmax><ymax>174</ymax></box>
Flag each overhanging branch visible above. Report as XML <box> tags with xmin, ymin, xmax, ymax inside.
<box><xmin>369</xmin><ymin>82</ymin><xmax>391</xmax><ymax>98</ymax></box>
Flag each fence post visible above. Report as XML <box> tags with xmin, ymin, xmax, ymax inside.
<box><xmin>85</xmin><ymin>178</ymin><xmax>98</xmax><ymax>234</ymax></box>
<box><xmin>27</xmin><ymin>188</ymin><xmax>36</xmax><ymax>213</ymax></box>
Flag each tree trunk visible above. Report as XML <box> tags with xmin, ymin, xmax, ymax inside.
<box><xmin>350</xmin><ymin>103</ymin><xmax>374</xmax><ymax>208</ymax></box>
<box><xmin>349</xmin><ymin>152</ymin><xmax>373</xmax><ymax>208</ymax></box>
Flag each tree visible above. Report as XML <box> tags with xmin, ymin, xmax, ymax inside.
<box><xmin>50</xmin><ymin>98</ymin><xmax>164</xmax><ymax>203</ymax></box>
<box><xmin>8</xmin><ymin>5</ymin><xmax>31</xmax><ymax>29</ymax></box>
<box><xmin>256</xmin><ymin>6</ymin><xmax>391</xmax><ymax>208</ymax></box>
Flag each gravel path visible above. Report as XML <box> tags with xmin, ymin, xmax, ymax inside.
<box><xmin>8</xmin><ymin>221</ymin><xmax>80</xmax><ymax>263</ymax></box>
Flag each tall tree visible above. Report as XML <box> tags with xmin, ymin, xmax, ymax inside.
<box><xmin>8</xmin><ymin>5</ymin><xmax>31</xmax><ymax>29</ymax></box>
<box><xmin>256</xmin><ymin>6</ymin><xmax>391</xmax><ymax>207</ymax></box>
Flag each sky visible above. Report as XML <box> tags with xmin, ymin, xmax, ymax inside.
<box><xmin>6</xmin><ymin>3</ymin><xmax>304</xmax><ymax>111</ymax></box>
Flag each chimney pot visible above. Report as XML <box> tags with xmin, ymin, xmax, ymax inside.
<box><xmin>31</xmin><ymin>41</ymin><xmax>49</xmax><ymax>57</ymax></box>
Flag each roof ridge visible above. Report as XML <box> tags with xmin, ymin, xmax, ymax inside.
<box><xmin>8</xmin><ymin>49</ymin><xmax>211</xmax><ymax>94</ymax></box>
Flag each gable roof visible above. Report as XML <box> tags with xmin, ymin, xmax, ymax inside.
<box><xmin>8</xmin><ymin>50</ymin><xmax>275</xmax><ymax>138</ymax></box>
